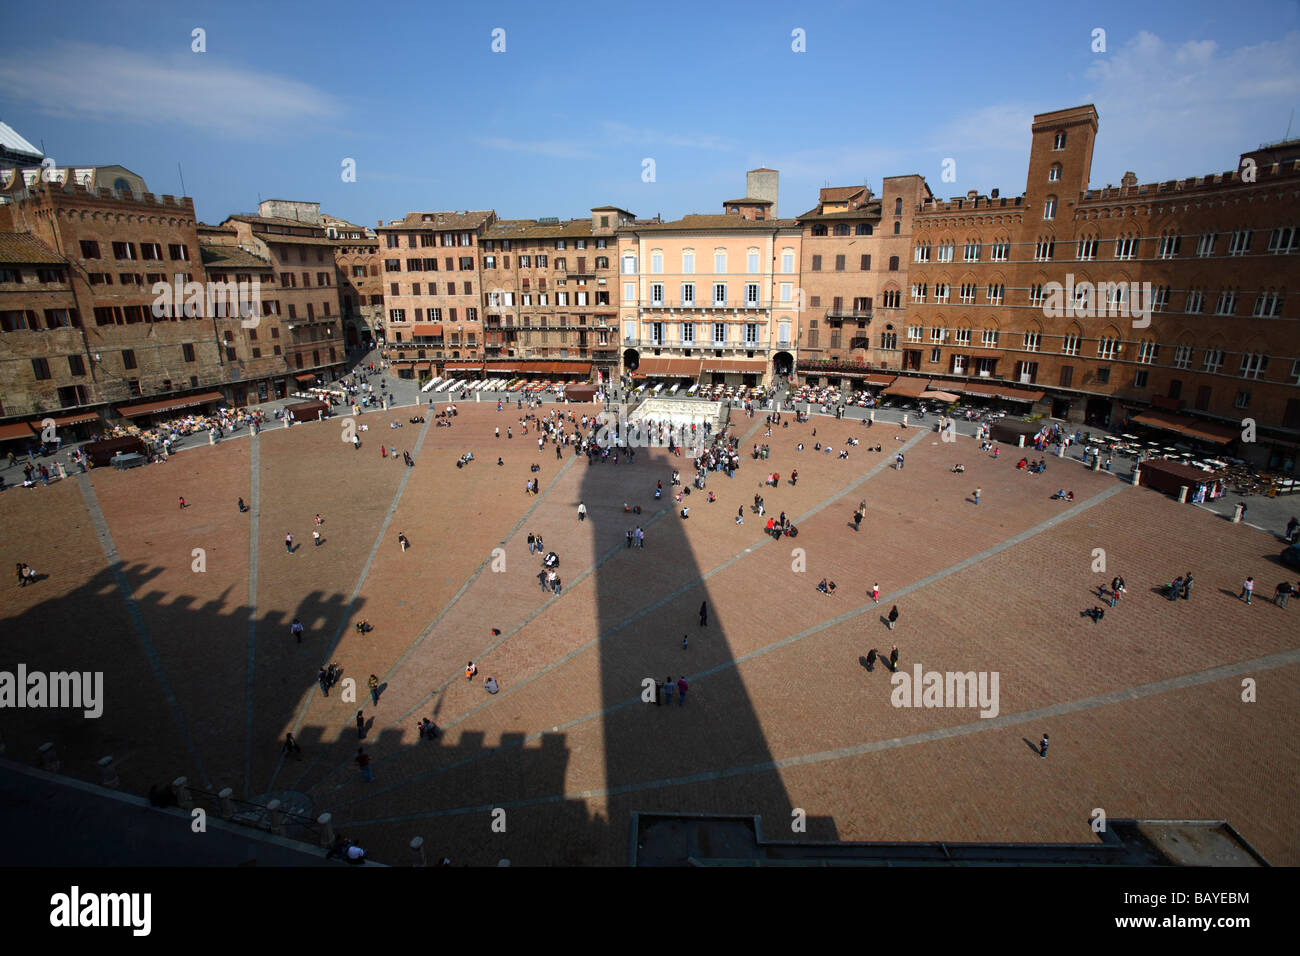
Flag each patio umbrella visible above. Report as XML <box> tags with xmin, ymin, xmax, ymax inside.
<box><xmin>920</xmin><ymin>390</ymin><xmax>960</xmax><ymax>402</ymax></box>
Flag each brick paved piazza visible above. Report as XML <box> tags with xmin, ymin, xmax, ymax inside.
<box><xmin>3</xmin><ymin>402</ymin><xmax>1296</xmax><ymax>865</ymax></box>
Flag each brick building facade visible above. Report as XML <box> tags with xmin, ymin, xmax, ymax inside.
<box><xmin>0</xmin><ymin>166</ymin><xmax>242</xmax><ymax>437</ymax></box>
<box><xmin>908</xmin><ymin>105</ymin><xmax>1300</xmax><ymax>468</ymax></box>
<box><xmin>375</xmin><ymin>210</ymin><xmax>494</xmax><ymax>379</ymax></box>
<box><xmin>794</xmin><ymin>175</ymin><xmax>930</xmax><ymax>385</ymax></box>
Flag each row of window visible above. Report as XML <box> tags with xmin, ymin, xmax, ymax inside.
<box><xmin>629</xmin><ymin>250</ymin><xmax>802</xmax><ymax>276</ymax></box>
<box><xmin>0</xmin><ymin>266</ymin><xmax>67</xmax><ymax>284</ymax></box>
<box><xmin>925</xmin><ymin>228</ymin><xmax>1299</xmax><ymax>261</ymax></box>
<box><xmin>808</xmin><ymin>223</ymin><xmax>875</xmax><ymax>237</ymax></box>
<box><xmin>487</xmin><ymin>291</ymin><xmax>607</xmax><ymax>307</ymax></box>
<box><xmin>810</xmin><ymin>254</ymin><xmax>873</xmax><ymax>272</ymax></box>
<box><xmin>482</xmin><ymin>255</ymin><xmax>608</xmax><ymax>271</ymax></box>
<box><xmin>384</xmin><ymin>231</ymin><xmax>476</xmax><ymax>249</ymax></box>
<box><xmin>386</xmin><ymin>257</ymin><xmax>476</xmax><ymax>273</ymax></box>
<box><xmin>391</xmin><ymin>282</ymin><xmax>474</xmax><ymax>297</ymax></box>
<box><xmin>79</xmin><ymin>240</ymin><xmax>190</xmax><ymax>262</ymax></box>
<box><xmin>639</xmin><ymin>323</ymin><xmax>767</xmax><ymax>346</ymax></box>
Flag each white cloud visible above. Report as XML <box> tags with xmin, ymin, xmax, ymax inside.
<box><xmin>600</xmin><ymin>121</ymin><xmax>738</xmax><ymax>151</ymax></box>
<box><xmin>1084</xmin><ymin>30</ymin><xmax>1300</xmax><ymax>170</ymax></box>
<box><xmin>0</xmin><ymin>42</ymin><xmax>339</xmax><ymax>140</ymax></box>
<box><xmin>479</xmin><ymin>136</ymin><xmax>597</xmax><ymax>160</ymax></box>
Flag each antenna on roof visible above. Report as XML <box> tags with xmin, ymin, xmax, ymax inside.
<box><xmin>177</xmin><ymin>162</ymin><xmax>187</xmax><ymax>198</ymax></box>
<box><xmin>1286</xmin><ymin>108</ymin><xmax>1295</xmax><ymax>143</ymax></box>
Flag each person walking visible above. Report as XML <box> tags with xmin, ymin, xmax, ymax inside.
<box><xmin>677</xmin><ymin>676</ymin><xmax>688</xmax><ymax>706</ymax></box>
<box><xmin>636</xmin><ymin>527</ymin><xmax>644</xmax><ymax>548</ymax></box>
<box><xmin>356</xmin><ymin>710</ymin><xmax>366</xmax><ymax>739</ymax></box>
<box><xmin>466</xmin><ymin>661</ymin><xmax>478</xmax><ymax>680</ymax></box>
<box><xmin>282</xmin><ymin>732</ymin><xmax>302</xmax><ymax>758</ymax></box>
<box><xmin>1286</xmin><ymin>516</ymin><xmax>1299</xmax><ymax>543</ymax></box>
<box><xmin>368</xmin><ymin>674</ymin><xmax>380</xmax><ymax>705</ymax></box>
<box><xmin>682</xmin><ymin>634</ymin><xmax>689</xmax><ymax>651</ymax></box>
<box><xmin>285</xmin><ymin>533</ymin><xmax>294</xmax><ymax>555</ymax></box>
<box><xmin>399</xmin><ymin>531</ymin><xmax>410</xmax><ymax>552</ymax></box>
<box><xmin>178</xmin><ymin>496</ymin><xmax>186</xmax><ymax>509</ymax></box>
<box><xmin>888</xmin><ymin>644</ymin><xmax>899</xmax><ymax>672</ymax></box>
<box><xmin>1240</xmin><ymin>576</ymin><xmax>1254</xmax><ymax>604</ymax></box>
<box><xmin>313</xmin><ymin>529</ymin><xmax>322</xmax><ymax>548</ymax></box>
<box><xmin>853</xmin><ymin>510</ymin><xmax>863</xmax><ymax>531</ymax></box>
<box><xmin>887</xmin><ymin>606</ymin><xmax>899</xmax><ymax>631</ymax></box>
<box><xmin>736</xmin><ymin>506</ymin><xmax>744</xmax><ymax>525</ymax></box>
<box><xmin>291</xmin><ymin>618</ymin><xmax>304</xmax><ymax>644</ymax></box>
<box><xmin>1169</xmin><ymin>575</ymin><xmax>1183</xmax><ymax>602</ymax></box>
<box><xmin>318</xmin><ymin>666</ymin><xmax>330</xmax><ymax>697</ymax></box>
<box><xmin>1039</xmin><ymin>734</ymin><xmax>1049</xmax><ymax>759</ymax></box>
<box><xmin>699</xmin><ymin>601</ymin><xmax>708</xmax><ymax>627</ymax></box>
<box><xmin>238</xmin><ymin>497</ymin><xmax>248</xmax><ymax>513</ymax></box>
<box><xmin>578</xmin><ymin>501</ymin><xmax>587</xmax><ymax>522</ymax></box>
<box><xmin>626</xmin><ymin>529</ymin><xmax>634</xmax><ymax>549</ymax></box>
<box><xmin>1109</xmin><ymin>576</ymin><xmax>1125</xmax><ymax>607</ymax></box>
<box><xmin>663</xmin><ymin>676</ymin><xmax>675</xmax><ymax>705</ymax></box>
<box><xmin>1274</xmin><ymin>580</ymin><xmax>1296</xmax><ymax>607</ymax></box>
<box><xmin>865</xmin><ymin>648</ymin><xmax>877</xmax><ymax>672</ymax></box>
<box><xmin>1181</xmin><ymin>572</ymin><xmax>1194</xmax><ymax>600</ymax></box>
<box><xmin>527</xmin><ymin>532</ymin><xmax>536</xmax><ymax>554</ymax></box>
<box><xmin>973</xmin><ymin>487</ymin><xmax>981</xmax><ymax>505</ymax></box>
<box><xmin>356</xmin><ymin>747</ymin><xmax>373</xmax><ymax>782</ymax></box>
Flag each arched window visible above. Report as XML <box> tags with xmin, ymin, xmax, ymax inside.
<box><xmin>894</xmin><ymin>197</ymin><xmax>903</xmax><ymax>216</ymax></box>
<box><xmin>833</xmin><ymin>223</ymin><xmax>850</xmax><ymax>236</ymax></box>
<box><xmin>1053</xmin><ymin>131</ymin><xmax>1066</xmax><ymax>150</ymax></box>
<box><xmin>856</xmin><ymin>223</ymin><xmax>872</xmax><ymax>235</ymax></box>
<box><xmin>1048</xmin><ymin>163</ymin><xmax>1062</xmax><ymax>183</ymax></box>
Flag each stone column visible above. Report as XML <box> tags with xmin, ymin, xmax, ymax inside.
<box><xmin>1018</xmin><ymin>435</ymin><xmax>1025</xmax><ymax>448</ymax></box>
<box><xmin>1131</xmin><ymin>466</ymin><xmax>1141</xmax><ymax>486</ymax></box>
<box><xmin>173</xmin><ymin>776</ymin><xmax>193</xmax><ymax>810</ymax></box>
<box><xmin>209</xmin><ymin>430</ymin><xmax>215</xmax><ymax>445</ymax></box>
<box><xmin>1232</xmin><ymin>502</ymin><xmax>1244</xmax><ymax>523</ymax></box>
<box><xmin>218</xmin><ymin>787</ymin><xmax>236</xmax><ymax>820</ymax></box>
<box><xmin>1092</xmin><ymin>456</ymin><xmax>1101</xmax><ymax>472</ymax></box>
<box><xmin>1178</xmin><ymin>485</ymin><xmax>1188</xmax><ymax>503</ymax></box>
<box><xmin>317</xmin><ymin>812</ymin><xmax>335</xmax><ymax>846</ymax></box>
<box><xmin>1056</xmin><ymin>442</ymin><xmax>1066</xmax><ymax>458</ymax></box>
<box><xmin>38</xmin><ymin>742</ymin><xmax>60</xmax><ymax>772</ymax></box>
<box><xmin>410</xmin><ymin>836</ymin><xmax>427</xmax><ymax>866</ymax></box>
<box><xmin>98</xmin><ymin>755</ymin><xmax>119</xmax><ymax>788</ymax></box>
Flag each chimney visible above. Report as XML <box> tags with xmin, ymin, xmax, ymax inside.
<box><xmin>990</xmin><ymin>188</ymin><xmax>1000</xmax><ymax>199</ymax></box>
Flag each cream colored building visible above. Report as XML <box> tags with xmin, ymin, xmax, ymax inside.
<box><xmin>617</xmin><ymin>203</ymin><xmax>801</xmax><ymax>388</ymax></box>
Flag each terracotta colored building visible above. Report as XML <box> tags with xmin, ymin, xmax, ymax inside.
<box><xmin>794</xmin><ymin>175</ymin><xmax>931</xmax><ymax>387</ymax></box>
<box><xmin>218</xmin><ymin>200</ymin><xmax>348</xmax><ymax>388</ymax></box>
<box><xmin>0</xmin><ymin>164</ymin><xmax>240</xmax><ymax>437</ymax></box>
<box><xmin>908</xmin><ymin>105</ymin><xmax>1300</xmax><ymax>469</ymax></box>
<box><xmin>476</xmin><ymin>207</ymin><xmax>627</xmax><ymax>384</ymax></box>
<box><xmin>374</xmin><ymin>210</ymin><xmax>495</xmax><ymax>380</ymax></box>
<box><xmin>323</xmin><ymin>216</ymin><xmax>382</xmax><ymax>352</ymax></box>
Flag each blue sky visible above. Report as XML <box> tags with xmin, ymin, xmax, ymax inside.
<box><xmin>2</xmin><ymin>0</ymin><xmax>1298</xmax><ymax>227</ymax></box>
